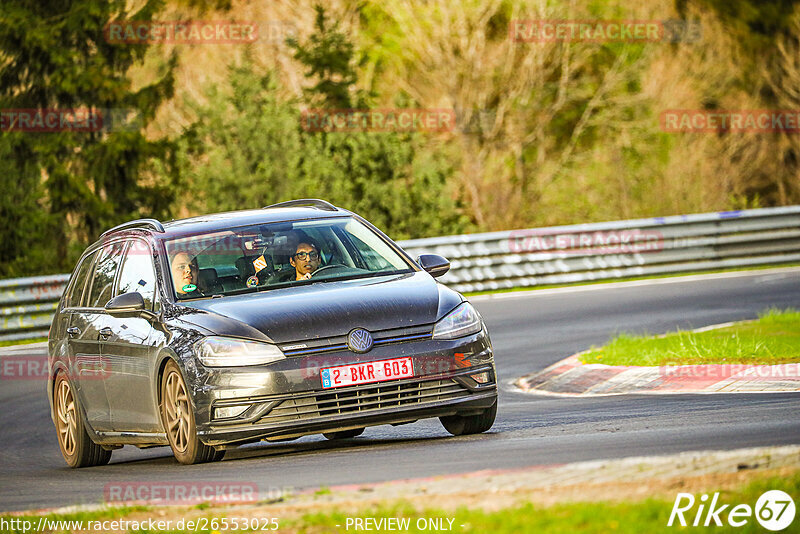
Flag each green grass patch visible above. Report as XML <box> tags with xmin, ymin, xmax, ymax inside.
<box><xmin>292</xmin><ymin>471</ymin><xmax>800</xmax><ymax>533</ymax></box>
<box><xmin>1</xmin><ymin>471</ymin><xmax>796</xmax><ymax>532</ymax></box>
<box><xmin>0</xmin><ymin>337</ymin><xmax>46</xmax><ymax>347</ymax></box>
<box><xmin>580</xmin><ymin>308</ymin><xmax>800</xmax><ymax>366</ymax></box>
<box><xmin>0</xmin><ymin>506</ymin><xmax>149</xmax><ymax>533</ymax></box>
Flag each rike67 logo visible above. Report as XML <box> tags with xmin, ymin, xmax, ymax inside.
<box><xmin>668</xmin><ymin>490</ymin><xmax>795</xmax><ymax>531</ymax></box>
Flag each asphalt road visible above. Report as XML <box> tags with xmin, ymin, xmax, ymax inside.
<box><xmin>1</xmin><ymin>269</ymin><xmax>799</xmax><ymax>512</ymax></box>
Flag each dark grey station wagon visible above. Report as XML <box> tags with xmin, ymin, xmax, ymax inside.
<box><xmin>48</xmin><ymin>199</ymin><xmax>498</xmax><ymax>466</ymax></box>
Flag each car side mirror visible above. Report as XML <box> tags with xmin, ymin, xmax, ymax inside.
<box><xmin>417</xmin><ymin>254</ymin><xmax>450</xmax><ymax>278</ymax></box>
<box><xmin>105</xmin><ymin>292</ymin><xmax>146</xmax><ymax>317</ymax></box>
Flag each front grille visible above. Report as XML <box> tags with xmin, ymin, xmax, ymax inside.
<box><xmin>281</xmin><ymin>329</ymin><xmax>432</xmax><ymax>357</ymax></box>
<box><xmin>259</xmin><ymin>379</ymin><xmax>468</xmax><ymax>425</ymax></box>
<box><xmin>373</xmin><ymin>332</ymin><xmax>432</xmax><ymax>347</ymax></box>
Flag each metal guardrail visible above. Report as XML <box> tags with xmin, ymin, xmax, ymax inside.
<box><xmin>400</xmin><ymin>206</ymin><xmax>800</xmax><ymax>292</ymax></box>
<box><xmin>0</xmin><ymin>274</ymin><xmax>70</xmax><ymax>342</ymax></box>
<box><xmin>1</xmin><ymin>206</ymin><xmax>798</xmax><ymax>342</ymax></box>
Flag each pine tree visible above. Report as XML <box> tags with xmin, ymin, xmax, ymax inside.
<box><xmin>0</xmin><ymin>0</ymin><xmax>177</xmax><ymax>275</ymax></box>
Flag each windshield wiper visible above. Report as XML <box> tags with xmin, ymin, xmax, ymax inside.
<box><xmin>304</xmin><ymin>270</ymin><xmax>411</xmax><ymax>285</ymax></box>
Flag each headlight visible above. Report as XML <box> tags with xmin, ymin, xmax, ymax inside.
<box><xmin>432</xmin><ymin>302</ymin><xmax>483</xmax><ymax>340</ymax></box>
<box><xmin>195</xmin><ymin>336</ymin><xmax>285</xmax><ymax>367</ymax></box>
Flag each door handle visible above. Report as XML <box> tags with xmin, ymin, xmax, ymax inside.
<box><xmin>98</xmin><ymin>327</ymin><xmax>113</xmax><ymax>340</ymax></box>
<box><xmin>66</xmin><ymin>327</ymin><xmax>81</xmax><ymax>338</ymax></box>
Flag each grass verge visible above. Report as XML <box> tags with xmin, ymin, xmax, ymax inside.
<box><xmin>0</xmin><ymin>337</ymin><xmax>46</xmax><ymax>347</ymax></box>
<box><xmin>0</xmin><ymin>506</ymin><xmax>149</xmax><ymax>533</ymax></box>
<box><xmin>3</xmin><ymin>469</ymin><xmax>792</xmax><ymax>533</ymax></box>
<box><xmin>580</xmin><ymin>308</ymin><xmax>800</xmax><ymax>366</ymax></box>
<box><xmin>296</xmin><ymin>470</ymin><xmax>799</xmax><ymax>533</ymax></box>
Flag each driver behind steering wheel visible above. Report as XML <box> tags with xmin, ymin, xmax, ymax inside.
<box><xmin>290</xmin><ymin>241</ymin><xmax>321</xmax><ymax>280</ymax></box>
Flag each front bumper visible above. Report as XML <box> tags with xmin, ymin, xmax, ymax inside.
<box><xmin>186</xmin><ymin>329</ymin><xmax>497</xmax><ymax>446</ymax></box>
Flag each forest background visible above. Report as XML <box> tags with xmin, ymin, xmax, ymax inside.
<box><xmin>2</xmin><ymin>0</ymin><xmax>799</xmax><ymax>277</ymax></box>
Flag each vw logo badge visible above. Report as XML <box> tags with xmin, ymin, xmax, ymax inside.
<box><xmin>347</xmin><ymin>328</ymin><xmax>373</xmax><ymax>353</ymax></box>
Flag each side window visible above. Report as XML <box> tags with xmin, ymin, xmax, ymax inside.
<box><xmin>115</xmin><ymin>239</ymin><xmax>157</xmax><ymax>310</ymax></box>
<box><xmin>64</xmin><ymin>251</ymin><xmax>98</xmax><ymax>308</ymax></box>
<box><xmin>86</xmin><ymin>241</ymin><xmax>125</xmax><ymax>308</ymax></box>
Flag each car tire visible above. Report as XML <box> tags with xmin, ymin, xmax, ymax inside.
<box><xmin>322</xmin><ymin>428</ymin><xmax>365</xmax><ymax>440</ymax></box>
<box><xmin>440</xmin><ymin>401</ymin><xmax>497</xmax><ymax>436</ymax></box>
<box><xmin>54</xmin><ymin>372</ymin><xmax>112</xmax><ymax>468</ymax></box>
<box><xmin>160</xmin><ymin>360</ymin><xmax>221</xmax><ymax>465</ymax></box>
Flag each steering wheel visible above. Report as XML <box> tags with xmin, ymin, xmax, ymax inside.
<box><xmin>310</xmin><ymin>264</ymin><xmax>342</xmax><ymax>278</ymax></box>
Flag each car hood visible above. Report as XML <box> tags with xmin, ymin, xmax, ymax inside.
<box><xmin>173</xmin><ymin>271</ymin><xmax>463</xmax><ymax>343</ymax></box>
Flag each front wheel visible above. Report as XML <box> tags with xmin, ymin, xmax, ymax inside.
<box><xmin>440</xmin><ymin>401</ymin><xmax>497</xmax><ymax>436</ymax></box>
<box><xmin>160</xmin><ymin>360</ymin><xmax>222</xmax><ymax>465</ymax></box>
<box><xmin>54</xmin><ymin>372</ymin><xmax>112</xmax><ymax>468</ymax></box>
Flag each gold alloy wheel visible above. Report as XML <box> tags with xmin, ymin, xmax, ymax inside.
<box><xmin>160</xmin><ymin>361</ymin><xmax>221</xmax><ymax>464</ymax></box>
<box><xmin>55</xmin><ymin>378</ymin><xmax>77</xmax><ymax>456</ymax></box>
<box><xmin>52</xmin><ymin>372</ymin><xmax>112</xmax><ymax>468</ymax></box>
<box><xmin>163</xmin><ymin>368</ymin><xmax>191</xmax><ymax>453</ymax></box>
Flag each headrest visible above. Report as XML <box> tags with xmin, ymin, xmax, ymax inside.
<box><xmin>235</xmin><ymin>256</ymin><xmax>256</xmax><ymax>278</ymax></box>
<box><xmin>198</xmin><ymin>268</ymin><xmax>219</xmax><ymax>285</ymax></box>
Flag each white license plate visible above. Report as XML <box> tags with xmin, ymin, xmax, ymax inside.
<box><xmin>320</xmin><ymin>357</ymin><xmax>414</xmax><ymax>389</ymax></box>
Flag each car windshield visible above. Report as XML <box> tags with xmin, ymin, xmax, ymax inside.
<box><xmin>163</xmin><ymin>217</ymin><xmax>415</xmax><ymax>299</ymax></box>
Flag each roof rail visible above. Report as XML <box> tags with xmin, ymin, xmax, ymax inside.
<box><xmin>263</xmin><ymin>199</ymin><xmax>339</xmax><ymax>212</ymax></box>
<box><xmin>100</xmin><ymin>218</ymin><xmax>165</xmax><ymax>238</ymax></box>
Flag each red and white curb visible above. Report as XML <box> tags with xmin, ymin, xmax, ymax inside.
<box><xmin>514</xmin><ymin>353</ymin><xmax>800</xmax><ymax>396</ymax></box>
